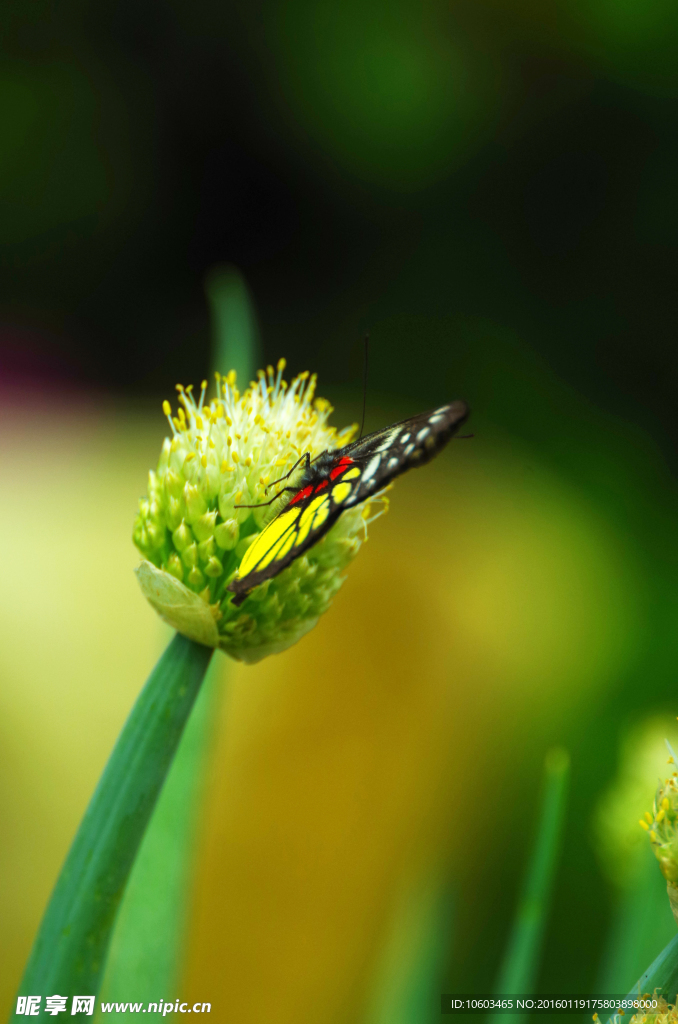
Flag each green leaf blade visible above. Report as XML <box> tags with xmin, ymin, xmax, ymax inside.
<box><xmin>97</xmin><ymin>264</ymin><xmax>257</xmax><ymax>1013</ymax></box>
<box><xmin>495</xmin><ymin>747</ymin><xmax>570</xmax><ymax>996</ymax></box>
<box><xmin>12</xmin><ymin>634</ymin><xmax>212</xmax><ymax>1012</ymax></box>
<box><xmin>605</xmin><ymin>932</ymin><xmax>678</xmax><ymax>1024</ymax></box>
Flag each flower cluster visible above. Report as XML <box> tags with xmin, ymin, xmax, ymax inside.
<box><xmin>625</xmin><ymin>997</ymin><xmax>678</xmax><ymax>1024</ymax></box>
<box><xmin>133</xmin><ymin>361</ymin><xmax>387</xmax><ymax>662</ymax></box>
<box><xmin>638</xmin><ymin>745</ymin><xmax>678</xmax><ymax>886</ymax></box>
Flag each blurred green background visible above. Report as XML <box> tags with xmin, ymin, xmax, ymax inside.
<box><xmin>2</xmin><ymin>0</ymin><xmax>678</xmax><ymax>1020</ymax></box>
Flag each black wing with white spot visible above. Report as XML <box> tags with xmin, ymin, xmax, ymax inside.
<box><xmin>338</xmin><ymin>400</ymin><xmax>469</xmax><ymax>507</ymax></box>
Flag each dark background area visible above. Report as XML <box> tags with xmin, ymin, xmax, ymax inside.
<box><xmin>2</xmin><ymin>0</ymin><xmax>677</xmax><ymax>438</ymax></box>
<box><xmin>3</xmin><ymin>0</ymin><xmax>678</xmax><ymax>1011</ymax></box>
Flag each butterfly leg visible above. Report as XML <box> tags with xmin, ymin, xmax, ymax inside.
<box><xmin>234</xmin><ymin>486</ymin><xmax>297</xmax><ymax>509</ymax></box>
<box><xmin>265</xmin><ymin>452</ymin><xmax>311</xmax><ymax>493</ymax></box>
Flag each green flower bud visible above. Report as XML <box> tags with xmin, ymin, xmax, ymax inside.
<box><xmin>187</xmin><ymin>565</ymin><xmax>205</xmax><ymax>588</ymax></box>
<box><xmin>146</xmin><ymin>522</ymin><xmax>165</xmax><ymax>549</ymax></box>
<box><xmin>133</xmin><ymin>362</ymin><xmax>389</xmax><ymax>662</ymax></box>
<box><xmin>197</xmin><ymin>537</ymin><xmax>216</xmax><ymax>563</ymax></box>
<box><xmin>235</xmin><ymin>534</ymin><xmax>255</xmax><ymax>561</ymax></box>
<box><xmin>193</xmin><ymin>509</ymin><xmax>218</xmax><ymax>543</ymax></box>
<box><xmin>184</xmin><ymin>482</ymin><xmax>207</xmax><ymax>523</ymax></box>
<box><xmin>165</xmin><ymin>468</ymin><xmax>183</xmax><ymax>499</ymax></box>
<box><xmin>166</xmin><ymin>496</ymin><xmax>183</xmax><ymax>530</ymax></box>
<box><xmin>181</xmin><ymin>542</ymin><xmax>199</xmax><ymax>568</ymax></box>
<box><xmin>166</xmin><ymin>553</ymin><xmax>184</xmax><ymax>581</ymax></box>
<box><xmin>214</xmin><ymin>518</ymin><xmax>239</xmax><ymax>550</ymax></box>
<box><xmin>204</xmin><ymin>555</ymin><xmax>223</xmax><ymax>578</ymax></box>
<box><xmin>172</xmin><ymin>521</ymin><xmax>192</xmax><ymax>552</ymax></box>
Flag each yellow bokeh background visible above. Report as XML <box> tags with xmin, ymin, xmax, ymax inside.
<box><xmin>0</xmin><ymin>393</ymin><xmax>649</xmax><ymax>1021</ymax></box>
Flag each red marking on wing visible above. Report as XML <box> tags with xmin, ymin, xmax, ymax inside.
<box><xmin>289</xmin><ymin>484</ymin><xmax>313</xmax><ymax>506</ymax></box>
<box><xmin>315</xmin><ymin>481</ymin><xmax>329</xmax><ymax>492</ymax></box>
<box><xmin>329</xmin><ymin>457</ymin><xmax>354</xmax><ymax>480</ymax></box>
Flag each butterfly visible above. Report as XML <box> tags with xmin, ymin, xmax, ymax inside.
<box><xmin>227</xmin><ymin>400</ymin><xmax>469</xmax><ymax>606</ymax></box>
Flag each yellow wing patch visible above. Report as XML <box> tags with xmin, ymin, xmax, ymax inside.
<box><xmin>235</xmin><ymin>475</ymin><xmax>350</xmax><ymax>587</ymax></box>
<box><xmin>312</xmin><ymin>500</ymin><xmax>330</xmax><ymax>529</ymax></box>
<box><xmin>277</xmin><ymin>530</ymin><xmax>297</xmax><ymax>559</ymax></box>
<box><xmin>258</xmin><ymin>528</ymin><xmax>293</xmax><ymax>570</ymax></box>
<box><xmin>296</xmin><ymin>495</ymin><xmax>328</xmax><ymax>546</ymax></box>
<box><xmin>238</xmin><ymin>506</ymin><xmax>300</xmax><ymax>576</ymax></box>
<box><xmin>331</xmin><ymin>481</ymin><xmax>352</xmax><ymax>504</ymax></box>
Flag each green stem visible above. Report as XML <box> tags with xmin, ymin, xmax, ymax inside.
<box><xmin>205</xmin><ymin>264</ymin><xmax>259</xmax><ymax>382</ymax></box>
<box><xmin>606</xmin><ymin>933</ymin><xmax>678</xmax><ymax>1024</ymax></box>
<box><xmin>365</xmin><ymin>874</ymin><xmax>454</xmax><ymax>1024</ymax></box>
<box><xmin>97</xmin><ymin>658</ymin><xmax>225</xmax><ymax>1014</ymax></box>
<box><xmin>12</xmin><ymin>634</ymin><xmax>212</xmax><ymax>1014</ymax></box>
<box><xmin>597</xmin><ymin>844</ymin><xmax>676</xmax><ymax>993</ymax></box>
<box><xmin>96</xmin><ymin>263</ymin><xmax>256</xmax><ymax>1014</ymax></box>
<box><xmin>495</xmin><ymin>747</ymin><xmax>570</xmax><ymax>995</ymax></box>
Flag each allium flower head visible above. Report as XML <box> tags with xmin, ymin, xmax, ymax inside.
<box><xmin>133</xmin><ymin>361</ymin><xmax>387</xmax><ymax>662</ymax></box>
<box><xmin>618</xmin><ymin>998</ymin><xmax>678</xmax><ymax>1024</ymax></box>
<box><xmin>638</xmin><ymin>744</ymin><xmax>678</xmax><ymax>886</ymax></box>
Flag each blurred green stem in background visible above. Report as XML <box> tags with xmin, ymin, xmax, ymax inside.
<box><xmin>495</xmin><ymin>748</ymin><xmax>570</xmax><ymax>995</ymax></box>
<box><xmin>365</xmin><ymin>873</ymin><xmax>454</xmax><ymax>1024</ymax></box>
<box><xmin>205</xmin><ymin>264</ymin><xmax>260</xmax><ymax>383</ymax></box>
<box><xmin>597</xmin><ymin>842</ymin><xmax>676</xmax><ymax>994</ymax></box>
<box><xmin>95</xmin><ymin>265</ymin><xmax>258</xmax><ymax>1017</ymax></box>
<box><xmin>12</xmin><ymin>635</ymin><xmax>213</xmax><ymax>1014</ymax></box>
<box><xmin>364</xmin><ymin>748</ymin><xmax>570</xmax><ymax>1024</ymax></box>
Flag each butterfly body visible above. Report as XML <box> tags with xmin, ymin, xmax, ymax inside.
<box><xmin>228</xmin><ymin>399</ymin><xmax>469</xmax><ymax>605</ymax></box>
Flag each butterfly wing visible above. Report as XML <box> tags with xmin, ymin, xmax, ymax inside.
<box><xmin>339</xmin><ymin>400</ymin><xmax>469</xmax><ymax>503</ymax></box>
<box><xmin>227</xmin><ymin>478</ymin><xmax>348</xmax><ymax>605</ymax></box>
<box><xmin>227</xmin><ymin>399</ymin><xmax>469</xmax><ymax>605</ymax></box>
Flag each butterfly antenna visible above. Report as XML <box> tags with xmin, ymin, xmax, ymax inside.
<box><xmin>359</xmin><ymin>332</ymin><xmax>369</xmax><ymax>440</ymax></box>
